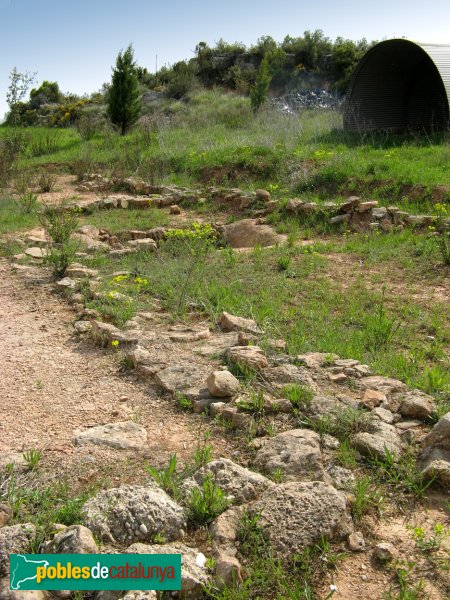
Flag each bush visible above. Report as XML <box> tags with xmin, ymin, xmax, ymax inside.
<box><xmin>40</xmin><ymin>205</ymin><xmax>79</xmax><ymax>277</ymax></box>
<box><xmin>16</xmin><ymin>192</ymin><xmax>39</xmax><ymax>214</ymax></box>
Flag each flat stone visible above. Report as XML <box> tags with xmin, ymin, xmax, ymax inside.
<box><xmin>219</xmin><ymin>312</ymin><xmax>261</xmax><ymax>334</ymax></box>
<box><xmin>226</xmin><ymin>346</ymin><xmax>268</xmax><ymax>371</ymax></box>
<box><xmin>359</xmin><ymin>376</ymin><xmax>407</xmax><ymax>396</ymax></box>
<box><xmin>65</xmin><ymin>266</ymin><xmax>98</xmax><ymax>278</ymax></box>
<box><xmin>372</xmin><ymin>406</ymin><xmax>396</xmax><ymax>424</ymax></box>
<box><xmin>263</xmin><ymin>364</ymin><xmax>317</xmax><ymax>390</ymax></box>
<box><xmin>25</xmin><ymin>246</ymin><xmax>47</xmax><ymax>259</ymax></box>
<box><xmin>155</xmin><ymin>364</ymin><xmax>209</xmax><ymax>394</ymax></box>
<box><xmin>195</xmin><ymin>332</ymin><xmax>239</xmax><ymax>357</ymax></box>
<box><xmin>360</xmin><ymin>389</ymin><xmax>386</xmax><ymax>409</ymax></box>
<box><xmin>74</xmin><ymin>421</ymin><xmax>147</xmax><ymax>449</ymax></box>
<box><xmin>296</xmin><ymin>352</ymin><xmax>338</xmax><ymax>369</ymax></box>
<box><xmin>356</xmin><ymin>201</ymin><xmax>378</xmax><ymax>213</ymax></box>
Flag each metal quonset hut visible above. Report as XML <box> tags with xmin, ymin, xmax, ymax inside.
<box><xmin>344</xmin><ymin>39</ymin><xmax>450</xmax><ymax>132</ymax></box>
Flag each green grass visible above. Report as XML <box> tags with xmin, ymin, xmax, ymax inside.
<box><xmin>2</xmin><ymin>89</ymin><xmax>449</xmax><ymax>209</ymax></box>
<box><xmin>81</xmin><ymin>206</ymin><xmax>170</xmax><ymax>232</ymax></box>
<box><xmin>0</xmin><ymin>197</ymin><xmax>40</xmax><ymax>235</ymax></box>
<box><xmin>81</xmin><ymin>230</ymin><xmax>449</xmax><ymax>401</ymax></box>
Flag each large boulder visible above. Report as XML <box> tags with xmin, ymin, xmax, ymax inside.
<box><xmin>222</xmin><ymin>219</ymin><xmax>285</xmax><ymax>249</ymax></box>
<box><xmin>0</xmin><ymin>524</ymin><xmax>36</xmax><ymax>577</ymax></box>
<box><xmin>250</xmin><ymin>481</ymin><xmax>352</xmax><ymax>558</ymax></box>
<box><xmin>253</xmin><ymin>429</ymin><xmax>327</xmax><ymax>482</ymax></box>
<box><xmin>83</xmin><ymin>482</ymin><xmax>186</xmax><ymax>544</ymax></box>
<box><xmin>126</xmin><ymin>543</ymin><xmax>210</xmax><ymax>599</ymax></box>
<box><xmin>180</xmin><ymin>459</ymin><xmax>273</xmax><ymax>504</ymax></box>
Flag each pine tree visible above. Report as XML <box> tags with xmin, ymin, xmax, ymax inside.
<box><xmin>250</xmin><ymin>57</ymin><xmax>272</xmax><ymax>113</ymax></box>
<box><xmin>107</xmin><ymin>45</ymin><xmax>141</xmax><ymax>135</ymax></box>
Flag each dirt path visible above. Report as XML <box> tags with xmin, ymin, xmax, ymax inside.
<box><xmin>0</xmin><ymin>259</ymin><xmax>230</xmax><ymax>487</ymax></box>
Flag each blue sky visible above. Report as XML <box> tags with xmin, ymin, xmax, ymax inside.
<box><xmin>1</xmin><ymin>0</ymin><xmax>450</xmax><ymax>119</ymax></box>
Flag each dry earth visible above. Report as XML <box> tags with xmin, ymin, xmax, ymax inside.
<box><xmin>0</xmin><ymin>259</ymin><xmax>234</xmax><ymax>490</ymax></box>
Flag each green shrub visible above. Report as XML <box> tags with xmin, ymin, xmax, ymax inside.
<box><xmin>146</xmin><ymin>454</ymin><xmax>181</xmax><ymax>500</ymax></box>
<box><xmin>16</xmin><ymin>191</ymin><xmax>39</xmax><ymax>214</ymax></box>
<box><xmin>187</xmin><ymin>474</ymin><xmax>229</xmax><ymax>525</ymax></box>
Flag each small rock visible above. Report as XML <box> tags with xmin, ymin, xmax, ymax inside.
<box><xmin>215</xmin><ymin>555</ymin><xmax>243</xmax><ymax>588</ymax></box>
<box><xmin>56</xmin><ymin>277</ymin><xmax>76</xmax><ymax>289</ymax></box>
<box><xmin>255</xmin><ymin>189</ymin><xmax>271</xmax><ymax>202</ymax></box>
<box><xmin>74</xmin><ymin>321</ymin><xmax>92</xmax><ymax>334</ymax></box>
<box><xmin>0</xmin><ymin>504</ymin><xmax>12</xmax><ymax>528</ymax></box>
<box><xmin>398</xmin><ymin>390</ymin><xmax>436</xmax><ymax>421</ymax></box>
<box><xmin>348</xmin><ymin>531</ymin><xmax>365</xmax><ymax>552</ymax></box>
<box><xmin>339</xmin><ymin>196</ymin><xmax>360</xmax><ymax>213</ymax></box>
<box><xmin>361</xmin><ymin>389</ymin><xmax>386</xmax><ymax>409</ymax></box>
<box><xmin>359</xmin><ymin>376</ymin><xmax>407</xmax><ymax>396</ymax></box>
<box><xmin>206</xmin><ymin>371</ymin><xmax>240</xmax><ymax>398</ymax></box>
<box><xmin>169</xmin><ymin>205</ymin><xmax>181</xmax><ymax>215</ymax></box>
<box><xmin>374</xmin><ymin>542</ymin><xmax>399</xmax><ymax>562</ymax></box>
<box><xmin>328</xmin><ymin>372</ymin><xmax>347</xmax><ymax>383</ymax></box>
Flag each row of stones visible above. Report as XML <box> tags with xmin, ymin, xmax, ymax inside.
<box><xmin>75</xmin><ymin>174</ymin><xmax>449</xmax><ymax>231</ymax></box>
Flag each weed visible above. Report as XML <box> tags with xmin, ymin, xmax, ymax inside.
<box><xmin>408</xmin><ymin>523</ymin><xmax>448</xmax><ymax>554</ymax></box>
<box><xmin>335</xmin><ymin>439</ymin><xmax>358</xmax><ymax>469</ymax></box>
<box><xmin>351</xmin><ymin>475</ymin><xmax>384</xmax><ymax>522</ymax></box>
<box><xmin>187</xmin><ymin>474</ymin><xmax>229</xmax><ymax>525</ymax></box>
<box><xmin>146</xmin><ymin>454</ymin><xmax>181</xmax><ymax>500</ymax></box>
<box><xmin>386</xmin><ymin>561</ymin><xmax>425</xmax><ymax>600</ymax></box>
<box><xmin>364</xmin><ymin>287</ymin><xmax>400</xmax><ymax>352</ymax></box>
<box><xmin>44</xmin><ymin>240</ymin><xmax>79</xmax><ymax>278</ymax></box>
<box><xmin>40</xmin><ymin>205</ymin><xmax>79</xmax><ymax>245</ymax></box>
<box><xmin>277</xmin><ymin>253</ymin><xmax>291</xmax><ymax>271</ymax></box>
<box><xmin>282</xmin><ymin>383</ymin><xmax>313</xmax><ymax>411</ymax></box>
<box><xmin>22</xmin><ymin>449</ymin><xmax>42</xmax><ymax>471</ymax></box>
<box><xmin>193</xmin><ymin>430</ymin><xmax>214</xmax><ymax>469</ymax></box>
<box><xmin>37</xmin><ymin>172</ymin><xmax>57</xmax><ymax>193</ymax></box>
<box><xmin>16</xmin><ymin>191</ymin><xmax>39</xmax><ymax>214</ymax></box>
<box><xmin>176</xmin><ymin>392</ymin><xmax>193</xmax><ymax>412</ymax></box>
<box><xmin>371</xmin><ymin>448</ymin><xmax>435</xmax><ymax>499</ymax></box>
<box><xmin>272</xmin><ymin>467</ymin><xmax>284</xmax><ymax>483</ymax></box>
<box><xmin>236</xmin><ymin>389</ymin><xmax>266</xmax><ymax>420</ymax></box>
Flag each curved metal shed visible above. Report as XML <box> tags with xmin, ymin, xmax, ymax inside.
<box><xmin>344</xmin><ymin>39</ymin><xmax>450</xmax><ymax>132</ymax></box>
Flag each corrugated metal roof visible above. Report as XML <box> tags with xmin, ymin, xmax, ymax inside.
<box><xmin>344</xmin><ymin>39</ymin><xmax>450</xmax><ymax>132</ymax></box>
